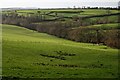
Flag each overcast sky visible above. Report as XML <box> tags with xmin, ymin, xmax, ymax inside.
<box><xmin>0</xmin><ymin>0</ymin><xmax>119</xmax><ymax>8</ymax></box>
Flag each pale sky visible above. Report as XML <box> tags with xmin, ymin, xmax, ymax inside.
<box><xmin>0</xmin><ymin>0</ymin><xmax>119</xmax><ymax>8</ymax></box>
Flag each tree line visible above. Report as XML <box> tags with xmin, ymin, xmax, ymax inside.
<box><xmin>2</xmin><ymin>12</ymin><xmax>120</xmax><ymax>49</ymax></box>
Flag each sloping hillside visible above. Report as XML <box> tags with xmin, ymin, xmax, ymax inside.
<box><xmin>2</xmin><ymin>24</ymin><xmax>118</xmax><ymax>78</ymax></box>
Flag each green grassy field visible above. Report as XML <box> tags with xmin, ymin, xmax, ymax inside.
<box><xmin>16</xmin><ymin>9</ymin><xmax>118</xmax><ymax>14</ymax></box>
<box><xmin>3</xmin><ymin>9</ymin><xmax>118</xmax><ymax>18</ymax></box>
<box><xmin>72</xmin><ymin>23</ymin><xmax>120</xmax><ymax>30</ymax></box>
<box><xmin>86</xmin><ymin>23</ymin><xmax>120</xmax><ymax>29</ymax></box>
<box><xmin>2</xmin><ymin>24</ymin><xmax>118</xmax><ymax>78</ymax></box>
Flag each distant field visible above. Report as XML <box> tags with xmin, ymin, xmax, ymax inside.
<box><xmin>86</xmin><ymin>23</ymin><xmax>120</xmax><ymax>29</ymax></box>
<box><xmin>2</xmin><ymin>24</ymin><xmax>118</xmax><ymax>78</ymax></box>
<box><xmin>16</xmin><ymin>9</ymin><xmax>118</xmax><ymax>14</ymax></box>
<box><xmin>72</xmin><ymin>23</ymin><xmax>120</xmax><ymax>30</ymax></box>
<box><xmin>3</xmin><ymin>9</ymin><xmax>119</xmax><ymax>18</ymax></box>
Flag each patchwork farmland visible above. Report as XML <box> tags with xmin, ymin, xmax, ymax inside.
<box><xmin>1</xmin><ymin>8</ymin><xmax>120</xmax><ymax>78</ymax></box>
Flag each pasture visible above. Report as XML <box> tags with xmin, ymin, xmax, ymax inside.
<box><xmin>3</xmin><ymin>9</ymin><xmax>119</xmax><ymax>19</ymax></box>
<box><xmin>2</xmin><ymin>24</ymin><xmax>118</xmax><ymax>78</ymax></box>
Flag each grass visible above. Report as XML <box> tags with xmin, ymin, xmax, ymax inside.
<box><xmin>72</xmin><ymin>23</ymin><xmax>120</xmax><ymax>30</ymax></box>
<box><xmin>80</xmin><ymin>9</ymin><xmax>118</xmax><ymax>15</ymax></box>
<box><xmin>83</xmin><ymin>23</ymin><xmax>120</xmax><ymax>30</ymax></box>
<box><xmin>2</xmin><ymin>24</ymin><xmax>118</xmax><ymax>78</ymax></box>
<box><xmin>3</xmin><ymin>9</ymin><xmax>119</xmax><ymax>18</ymax></box>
